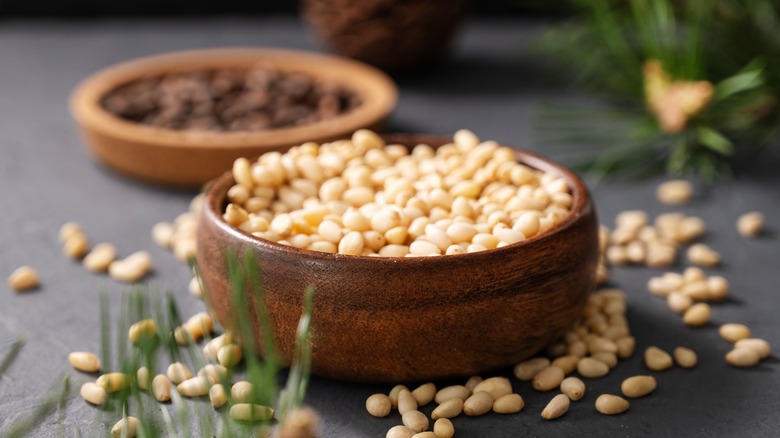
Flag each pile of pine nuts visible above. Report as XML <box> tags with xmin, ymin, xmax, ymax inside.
<box><xmin>220</xmin><ymin>129</ymin><xmax>572</xmax><ymax>257</ymax></box>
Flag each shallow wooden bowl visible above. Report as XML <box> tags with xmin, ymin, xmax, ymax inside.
<box><xmin>69</xmin><ymin>48</ymin><xmax>397</xmax><ymax>187</ymax></box>
<box><xmin>196</xmin><ymin>134</ymin><xmax>599</xmax><ymax>383</ymax></box>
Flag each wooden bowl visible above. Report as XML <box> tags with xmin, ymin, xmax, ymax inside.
<box><xmin>196</xmin><ymin>134</ymin><xmax>599</xmax><ymax>383</ymax></box>
<box><xmin>69</xmin><ymin>48</ymin><xmax>397</xmax><ymax>187</ymax></box>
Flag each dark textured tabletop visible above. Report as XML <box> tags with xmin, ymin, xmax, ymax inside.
<box><xmin>1</xmin><ymin>16</ymin><xmax>779</xmax><ymax>437</ymax></box>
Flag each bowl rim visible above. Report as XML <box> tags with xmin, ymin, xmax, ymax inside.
<box><xmin>202</xmin><ymin>133</ymin><xmax>594</xmax><ymax>265</ymax></box>
<box><xmin>68</xmin><ymin>47</ymin><xmax>398</xmax><ymax>149</ymax></box>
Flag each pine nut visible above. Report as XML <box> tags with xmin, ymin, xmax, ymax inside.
<box><xmin>231</xmin><ymin>381</ymin><xmax>253</xmax><ymax>403</ymax></box>
<box><xmin>472</xmin><ymin>376</ymin><xmax>512</xmax><ymax>400</ymax></box>
<box><xmin>210</xmin><ymin>384</ymin><xmax>228</xmax><ymax>408</ymax></box>
<box><xmin>433</xmin><ymin>418</ymin><xmax>455</xmax><ymax>438</ymax></box>
<box><xmin>591</xmin><ymin>352</ymin><xmax>618</xmax><ymax>368</ymax></box>
<box><xmin>230</xmin><ymin>403</ymin><xmax>275</xmax><ymax>422</ymax></box>
<box><xmin>734</xmin><ymin>338</ymin><xmax>771</xmax><ymax>359</ymax></box>
<box><xmin>656</xmin><ymin>180</ymin><xmax>693</xmax><ymax>205</ymax></box>
<box><xmin>616</xmin><ymin>336</ymin><xmax>636</xmax><ymax>359</ymax></box>
<box><xmin>398</xmin><ymin>388</ymin><xmax>418</xmax><ymax>415</ymax></box>
<box><xmin>595</xmin><ymin>394</ymin><xmax>630</xmax><ymax>415</ymax></box>
<box><xmin>577</xmin><ymin>357</ymin><xmax>609</xmax><ymax>378</ymax></box>
<box><xmin>411</xmin><ymin>432</ymin><xmax>436</xmax><ymax>438</ymax></box>
<box><xmin>388</xmin><ymin>384</ymin><xmax>409</xmax><ymax>409</ymax></box>
<box><xmin>387</xmin><ymin>425</ymin><xmax>416</xmax><ymax>438</ymax></box>
<box><xmin>673</xmin><ymin>346</ymin><xmax>698</xmax><ymax>368</ymax></box>
<box><xmin>464</xmin><ymin>376</ymin><xmax>483</xmax><ymax>393</ymax></box>
<box><xmin>587</xmin><ymin>337</ymin><xmax>618</xmax><ymax>354</ymax></box>
<box><xmin>80</xmin><ymin>382</ymin><xmax>107</xmax><ymax>405</ymax></box>
<box><xmin>667</xmin><ymin>293</ymin><xmax>693</xmax><ymax>314</ymax></box>
<box><xmin>402</xmin><ymin>410</ymin><xmax>429</xmax><ymax>432</ymax></box>
<box><xmin>683</xmin><ymin>303</ymin><xmax>711</xmax><ymax>327</ymax></box>
<box><xmin>64</xmin><ymin>231</ymin><xmax>89</xmax><ymax>259</ymax></box>
<box><xmin>551</xmin><ymin>355</ymin><xmax>579</xmax><ymax>374</ymax></box>
<box><xmin>178</xmin><ymin>376</ymin><xmax>209</xmax><ymax>397</ymax></box>
<box><xmin>128</xmin><ymin>319</ymin><xmax>156</xmax><ymax>344</ymax></box>
<box><xmin>82</xmin><ymin>243</ymin><xmax>116</xmax><ymax>272</ymax></box>
<box><xmin>8</xmin><ymin>265</ymin><xmax>39</xmax><ymax>292</ymax></box>
<box><xmin>726</xmin><ymin>347</ymin><xmax>761</xmax><ymax>367</ymax></box>
<box><xmin>366</xmin><ymin>394</ymin><xmax>392</xmax><ymax>417</ymax></box>
<box><xmin>411</xmin><ymin>383</ymin><xmax>436</xmax><ymax>407</ymax></box>
<box><xmin>152</xmin><ymin>374</ymin><xmax>171</xmax><ymax>402</ymax></box>
<box><xmin>463</xmin><ymin>391</ymin><xmax>493</xmax><ymax>416</ymax></box>
<box><xmin>621</xmin><ymin>376</ymin><xmax>657</xmax><ymax>398</ymax></box>
<box><xmin>217</xmin><ymin>344</ymin><xmax>243</xmax><ymax>367</ymax></box>
<box><xmin>541</xmin><ymin>394</ymin><xmax>570</xmax><ymax>420</ymax></box>
<box><xmin>644</xmin><ymin>346</ymin><xmax>673</xmax><ymax>371</ymax></box>
<box><xmin>513</xmin><ymin>357</ymin><xmax>550</xmax><ymax>381</ymax></box>
<box><xmin>59</xmin><ymin>222</ymin><xmax>82</xmax><ymax>243</ymax></box>
<box><xmin>137</xmin><ymin>366</ymin><xmax>150</xmax><ymax>390</ymax></box>
<box><xmin>687</xmin><ymin>243</ymin><xmax>720</xmax><ymax>267</ymax></box>
<box><xmin>151</xmin><ymin>222</ymin><xmax>175</xmax><ymax>248</ymax></box>
<box><xmin>736</xmin><ymin>212</ymin><xmax>764</xmax><ymax>237</ymax></box>
<box><xmin>166</xmin><ymin>362</ymin><xmax>193</xmax><ymax>384</ymax></box>
<box><xmin>560</xmin><ymin>377</ymin><xmax>585</xmax><ymax>401</ymax></box>
<box><xmin>108</xmin><ymin>251</ymin><xmax>152</xmax><ymax>283</ymax></box>
<box><xmin>719</xmin><ymin>323</ymin><xmax>751</xmax><ymax>343</ymax></box>
<box><xmin>111</xmin><ymin>416</ymin><xmax>138</xmax><ymax>438</ymax></box>
<box><xmin>492</xmin><ymin>393</ymin><xmax>524</xmax><ymax>414</ymax></box>
<box><xmin>532</xmin><ymin>366</ymin><xmax>565</xmax><ymax>391</ymax></box>
<box><xmin>431</xmin><ymin>398</ymin><xmax>463</xmax><ymax>420</ymax></box>
<box><xmin>96</xmin><ymin>373</ymin><xmax>130</xmax><ymax>393</ymax></box>
<box><xmin>188</xmin><ymin>276</ymin><xmax>203</xmax><ymax>298</ymax></box>
<box><xmin>197</xmin><ymin>364</ymin><xmax>228</xmax><ymax>385</ymax></box>
<box><xmin>68</xmin><ymin>352</ymin><xmax>101</xmax><ymax>373</ymax></box>
<box><xmin>434</xmin><ymin>385</ymin><xmax>470</xmax><ymax>404</ymax></box>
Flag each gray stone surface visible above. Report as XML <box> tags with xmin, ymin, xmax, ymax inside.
<box><xmin>1</xmin><ymin>16</ymin><xmax>778</xmax><ymax>437</ymax></box>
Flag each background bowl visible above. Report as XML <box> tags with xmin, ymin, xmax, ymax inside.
<box><xmin>196</xmin><ymin>133</ymin><xmax>599</xmax><ymax>383</ymax></box>
<box><xmin>69</xmin><ymin>48</ymin><xmax>397</xmax><ymax>187</ymax></box>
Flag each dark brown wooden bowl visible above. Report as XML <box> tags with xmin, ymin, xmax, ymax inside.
<box><xmin>196</xmin><ymin>134</ymin><xmax>599</xmax><ymax>383</ymax></box>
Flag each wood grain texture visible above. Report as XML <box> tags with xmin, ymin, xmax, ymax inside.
<box><xmin>69</xmin><ymin>48</ymin><xmax>397</xmax><ymax>187</ymax></box>
<box><xmin>196</xmin><ymin>134</ymin><xmax>599</xmax><ymax>382</ymax></box>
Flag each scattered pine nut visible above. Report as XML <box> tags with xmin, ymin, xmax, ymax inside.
<box><xmin>644</xmin><ymin>346</ymin><xmax>673</xmax><ymax>371</ymax></box>
<box><xmin>551</xmin><ymin>355</ymin><xmax>579</xmax><ymax>374</ymax></box>
<box><xmin>83</xmin><ymin>243</ymin><xmax>117</xmax><ymax>272</ymax></box>
<box><xmin>229</xmin><ymin>403</ymin><xmax>274</xmax><ymax>422</ymax></box>
<box><xmin>492</xmin><ymin>393</ymin><xmax>524</xmax><ymax>414</ymax></box>
<box><xmin>513</xmin><ymin>357</ymin><xmax>550</xmax><ymax>381</ymax></box>
<box><xmin>366</xmin><ymin>394</ymin><xmax>392</xmax><ymax>418</ymax></box>
<box><xmin>595</xmin><ymin>394</ymin><xmax>630</xmax><ymax>415</ymax></box>
<box><xmin>472</xmin><ymin>377</ymin><xmax>512</xmax><ymax>400</ymax></box>
<box><xmin>411</xmin><ymin>432</ymin><xmax>437</xmax><ymax>438</ymax></box>
<box><xmin>411</xmin><ymin>383</ymin><xmax>436</xmax><ymax>407</ymax></box>
<box><xmin>719</xmin><ymin>324</ymin><xmax>751</xmax><ymax>343</ymax></box>
<box><xmin>683</xmin><ymin>303</ymin><xmax>711</xmax><ymax>327</ymax></box>
<box><xmin>59</xmin><ymin>222</ymin><xmax>82</xmax><ymax>243</ymax></box>
<box><xmin>166</xmin><ymin>362</ymin><xmax>193</xmax><ymax>384</ymax></box>
<box><xmin>673</xmin><ymin>347</ymin><xmax>698</xmax><ymax>368</ymax></box>
<box><xmin>108</xmin><ymin>251</ymin><xmax>152</xmax><ymax>283</ymax></box>
<box><xmin>80</xmin><ymin>382</ymin><xmax>107</xmax><ymax>405</ymax></box>
<box><xmin>532</xmin><ymin>366</ymin><xmax>565</xmax><ymax>391</ymax></box>
<box><xmin>152</xmin><ymin>374</ymin><xmax>171</xmax><ymax>402</ymax></box>
<box><xmin>736</xmin><ymin>212</ymin><xmax>764</xmax><ymax>237</ymax></box>
<box><xmin>177</xmin><ymin>376</ymin><xmax>209</xmax><ymax>397</ymax></box>
<box><xmin>656</xmin><ymin>180</ymin><xmax>693</xmax><ymax>205</ymax></box>
<box><xmin>577</xmin><ymin>357</ymin><xmax>610</xmax><ymax>378</ymax></box>
<box><xmin>726</xmin><ymin>347</ymin><xmax>761</xmax><ymax>368</ymax></box>
<box><xmin>111</xmin><ymin>416</ymin><xmax>138</xmax><ymax>438</ymax></box>
<box><xmin>434</xmin><ymin>385</ymin><xmax>470</xmax><ymax>404</ymax></box>
<box><xmin>210</xmin><ymin>384</ymin><xmax>228</xmax><ymax>408</ymax></box>
<box><xmin>231</xmin><ymin>381</ymin><xmax>253</xmax><ymax>403</ymax></box>
<box><xmin>541</xmin><ymin>394</ymin><xmax>569</xmax><ymax>420</ymax></box>
<box><xmin>217</xmin><ymin>344</ymin><xmax>242</xmax><ymax>367</ymax></box>
<box><xmin>8</xmin><ymin>266</ymin><xmax>39</xmax><ymax>292</ymax></box>
<box><xmin>388</xmin><ymin>384</ymin><xmax>409</xmax><ymax>409</ymax></box>
<box><xmin>431</xmin><ymin>398</ymin><xmax>464</xmax><ymax>420</ymax></box>
<box><xmin>387</xmin><ymin>425</ymin><xmax>416</xmax><ymax>438</ymax></box>
<box><xmin>401</xmin><ymin>410</ymin><xmax>429</xmax><ymax>433</ymax></box>
<box><xmin>197</xmin><ymin>364</ymin><xmax>228</xmax><ymax>385</ymax></box>
<box><xmin>128</xmin><ymin>319</ymin><xmax>156</xmax><ymax>344</ymax></box>
<box><xmin>188</xmin><ymin>276</ymin><xmax>203</xmax><ymax>298</ymax></box>
<box><xmin>68</xmin><ymin>352</ymin><xmax>101</xmax><ymax>373</ymax></box>
<box><xmin>687</xmin><ymin>243</ymin><xmax>720</xmax><ymax>267</ymax></box>
<box><xmin>463</xmin><ymin>391</ymin><xmax>493</xmax><ymax>416</ymax></box>
<box><xmin>398</xmin><ymin>389</ymin><xmax>418</xmax><ymax>415</ymax></box>
<box><xmin>621</xmin><ymin>376</ymin><xmax>657</xmax><ymax>398</ymax></box>
<box><xmin>151</xmin><ymin>222</ymin><xmax>175</xmax><ymax>248</ymax></box>
<box><xmin>560</xmin><ymin>377</ymin><xmax>585</xmax><ymax>401</ymax></box>
<box><xmin>464</xmin><ymin>376</ymin><xmax>482</xmax><ymax>393</ymax></box>
<box><xmin>63</xmin><ymin>231</ymin><xmax>89</xmax><ymax>259</ymax></box>
<box><xmin>137</xmin><ymin>366</ymin><xmax>150</xmax><ymax>390</ymax></box>
<box><xmin>96</xmin><ymin>372</ymin><xmax>130</xmax><ymax>393</ymax></box>
<box><xmin>433</xmin><ymin>418</ymin><xmax>455</xmax><ymax>438</ymax></box>
<box><xmin>734</xmin><ymin>338</ymin><xmax>771</xmax><ymax>359</ymax></box>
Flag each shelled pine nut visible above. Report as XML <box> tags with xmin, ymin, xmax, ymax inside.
<box><xmin>431</xmin><ymin>398</ymin><xmax>463</xmax><ymax>420</ymax></box>
<box><xmin>210</xmin><ymin>384</ymin><xmax>227</xmax><ymax>408</ymax></box>
<box><xmin>560</xmin><ymin>377</ymin><xmax>585</xmax><ymax>401</ymax></box>
<box><xmin>68</xmin><ymin>352</ymin><xmax>101</xmax><ymax>373</ymax></box>
<box><xmin>433</xmin><ymin>418</ymin><xmax>455</xmax><ymax>438</ymax></box>
<box><xmin>83</xmin><ymin>243</ymin><xmax>117</xmax><ymax>272</ymax></box>
<box><xmin>111</xmin><ymin>416</ymin><xmax>138</xmax><ymax>438</ymax></box>
<box><xmin>152</xmin><ymin>374</ymin><xmax>171</xmax><ymax>402</ymax></box>
<box><xmin>621</xmin><ymin>376</ymin><xmax>657</xmax><ymax>398</ymax></box>
<box><xmin>80</xmin><ymin>382</ymin><xmax>107</xmax><ymax>405</ymax></box>
<box><xmin>108</xmin><ymin>251</ymin><xmax>152</xmax><ymax>282</ymax></box>
<box><xmin>8</xmin><ymin>265</ymin><xmax>39</xmax><ymax>291</ymax></box>
<box><xmin>595</xmin><ymin>394</ymin><xmax>630</xmax><ymax>415</ymax></box>
<box><xmin>401</xmin><ymin>410</ymin><xmax>429</xmax><ymax>433</ymax></box>
<box><xmin>644</xmin><ymin>346</ymin><xmax>673</xmax><ymax>371</ymax></box>
<box><xmin>411</xmin><ymin>383</ymin><xmax>436</xmax><ymax>406</ymax></box>
<box><xmin>541</xmin><ymin>394</ymin><xmax>569</xmax><ymax>420</ymax></box>
<box><xmin>463</xmin><ymin>391</ymin><xmax>493</xmax><ymax>416</ymax></box>
<box><xmin>673</xmin><ymin>347</ymin><xmax>698</xmax><ymax>368</ymax></box>
<box><xmin>366</xmin><ymin>394</ymin><xmax>392</xmax><ymax>417</ymax></box>
<box><xmin>229</xmin><ymin>403</ymin><xmax>274</xmax><ymax>422</ymax></box>
<box><xmin>492</xmin><ymin>393</ymin><xmax>524</xmax><ymax>414</ymax></box>
<box><xmin>736</xmin><ymin>212</ymin><xmax>764</xmax><ymax>237</ymax></box>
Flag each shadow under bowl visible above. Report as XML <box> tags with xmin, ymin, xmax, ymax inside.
<box><xmin>196</xmin><ymin>133</ymin><xmax>599</xmax><ymax>383</ymax></box>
